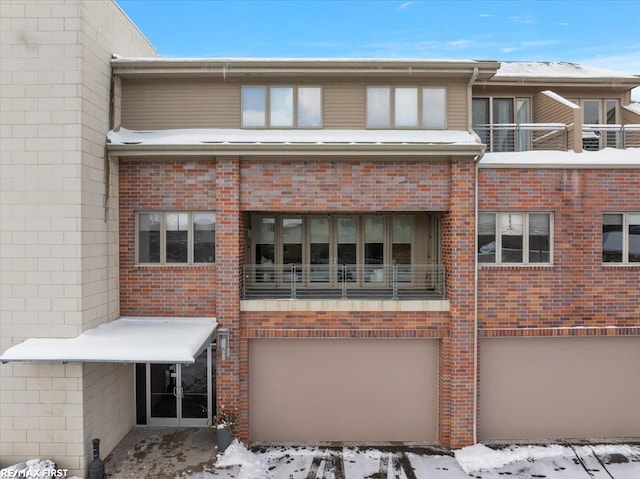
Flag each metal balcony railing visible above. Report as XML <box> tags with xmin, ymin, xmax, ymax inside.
<box><xmin>242</xmin><ymin>263</ymin><xmax>445</xmax><ymax>300</ymax></box>
<box><xmin>473</xmin><ymin>123</ymin><xmax>569</xmax><ymax>152</ymax></box>
<box><xmin>582</xmin><ymin>124</ymin><xmax>640</xmax><ymax>150</ymax></box>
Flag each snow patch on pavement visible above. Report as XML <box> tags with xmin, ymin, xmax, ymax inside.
<box><xmin>215</xmin><ymin>440</ymin><xmax>268</xmax><ymax>479</ymax></box>
<box><xmin>454</xmin><ymin>443</ymin><xmax>567</xmax><ymax>473</ymax></box>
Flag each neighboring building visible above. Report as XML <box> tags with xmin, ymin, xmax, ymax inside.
<box><xmin>1</xmin><ymin>1</ymin><xmax>640</xmax><ymax>475</ymax></box>
<box><xmin>0</xmin><ymin>0</ymin><xmax>156</xmax><ymax>474</ymax></box>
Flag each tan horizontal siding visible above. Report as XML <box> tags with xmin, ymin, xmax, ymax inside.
<box><xmin>324</xmin><ymin>82</ymin><xmax>365</xmax><ymax>128</ymax></box>
<box><xmin>121</xmin><ymin>79</ymin><xmax>240</xmax><ymax>129</ymax></box>
<box><xmin>447</xmin><ymin>81</ymin><xmax>468</xmax><ymax>130</ymax></box>
<box><xmin>533</xmin><ymin>91</ymin><xmax>581</xmax><ymax>151</ymax></box>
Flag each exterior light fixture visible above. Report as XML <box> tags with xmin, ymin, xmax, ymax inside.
<box><xmin>218</xmin><ymin>327</ymin><xmax>230</xmax><ymax>360</ymax></box>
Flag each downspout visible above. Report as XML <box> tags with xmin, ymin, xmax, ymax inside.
<box><xmin>468</xmin><ymin>67</ymin><xmax>480</xmax><ymax>445</ymax></box>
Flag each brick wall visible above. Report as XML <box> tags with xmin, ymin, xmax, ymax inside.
<box><xmin>119</xmin><ymin>159</ymin><xmax>217</xmax><ymax>316</ymax></box>
<box><xmin>240</xmin><ymin>159</ymin><xmax>451</xmax><ymax>211</ymax></box>
<box><xmin>478</xmin><ymin>168</ymin><xmax>640</xmax><ymax>333</ymax></box>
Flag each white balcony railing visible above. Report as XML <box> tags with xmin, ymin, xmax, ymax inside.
<box><xmin>582</xmin><ymin>124</ymin><xmax>640</xmax><ymax>150</ymax></box>
<box><xmin>243</xmin><ymin>263</ymin><xmax>445</xmax><ymax>300</ymax></box>
<box><xmin>473</xmin><ymin>123</ymin><xmax>569</xmax><ymax>152</ymax></box>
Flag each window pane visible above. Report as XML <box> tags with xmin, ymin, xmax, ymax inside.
<box><xmin>605</xmin><ymin>100</ymin><xmax>618</xmax><ymax>147</ymax></box>
<box><xmin>138</xmin><ymin>213</ymin><xmax>161</xmax><ymax>263</ymax></box>
<box><xmin>478</xmin><ymin>213</ymin><xmax>496</xmax><ymax>263</ymax></box>
<box><xmin>193</xmin><ymin>213</ymin><xmax>215</xmax><ymax>263</ymax></box>
<box><xmin>367</xmin><ymin>87</ymin><xmax>391</xmax><ymax>127</ymax></box>
<box><xmin>422</xmin><ymin>88</ymin><xmax>446</xmax><ymax>128</ymax></box>
<box><xmin>395</xmin><ymin>88</ymin><xmax>418</xmax><ymax>127</ymax></box>
<box><xmin>298</xmin><ymin>87</ymin><xmax>322</xmax><ymax>127</ymax></box>
<box><xmin>270</xmin><ymin>87</ymin><xmax>294</xmax><ymax>127</ymax></box>
<box><xmin>282</xmin><ymin>218</ymin><xmax>302</xmax><ymax>264</ymax></box>
<box><xmin>242</xmin><ymin>87</ymin><xmax>266</xmax><ymax>127</ymax></box>
<box><xmin>166</xmin><ymin>213</ymin><xmax>188</xmax><ymax>263</ymax></box>
<box><xmin>629</xmin><ymin>214</ymin><xmax>640</xmax><ymax>263</ymax></box>
<box><xmin>310</xmin><ymin>217</ymin><xmax>330</xmax><ymax>282</ymax></box>
<box><xmin>493</xmin><ymin>98</ymin><xmax>514</xmax><ymax>152</ymax></box>
<box><xmin>602</xmin><ymin>214</ymin><xmax>623</xmax><ymax>262</ymax></box>
<box><xmin>501</xmin><ymin>213</ymin><xmax>523</xmax><ymax>263</ymax></box>
<box><xmin>528</xmin><ymin>213</ymin><xmax>550</xmax><ymax>263</ymax></box>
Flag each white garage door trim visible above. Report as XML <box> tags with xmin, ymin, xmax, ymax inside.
<box><xmin>250</xmin><ymin>338</ymin><xmax>439</xmax><ymax>442</ymax></box>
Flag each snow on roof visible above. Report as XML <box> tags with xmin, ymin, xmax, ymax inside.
<box><xmin>111</xmin><ymin>54</ymin><xmax>487</xmax><ymax>64</ymax></box>
<box><xmin>0</xmin><ymin>317</ymin><xmax>217</xmax><ymax>364</ymax></box>
<box><xmin>107</xmin><ymin>127</ymin><xmax>480</xmax><ymax>147</ymax></box>
<box><xmin>625</xmin><ymin>103</ymin><xmax>640</xmax><ymax>115</ymax></box>
<box><xmin>479</xmin><ymin>148</ymin><xmax>640</xmax><ymax>168</ymax></box>
<box><xmin>495</xmin><ymin>61</ymin><xmax>640</xmax><ymax>80</ymax></box>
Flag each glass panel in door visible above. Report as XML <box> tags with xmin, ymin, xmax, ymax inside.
<box><xmin>516</xmin><ymin>98</ymin><xmax>530</xmax><ymax>151</ymax></box>
<box><xmin>472</xmin><ymin>98</ymin><xmax>490</xmax><ymax>147</ymax></box>
<box><xmin>493</xmin><ymin>98</ymin><xmax>514</xmax><ymax>152</ymax></box>
<box><xmin>605</xmin><ymin>100</ymin><xmax>618</xmax><ymax>147</ymax></box>
<box><xmin>149</xmin><ymin>364</ymin><xmax>178</xmax><ymax>424</ymax></box>
<box><xmin>309</xmin><ymin>217</ymin><xmax>330</xmax><ymax>283</ymax></box>
<box><xmin>364</xmin><ymin>217</ymin><xmax>385</xmax><ymax>283</ymax></box>
<box><xmin>392</xmin><ymin>217</ymin><xmax>413</xmax><ymax>283</ymax></box>
<box><xmin>282</xmin><ymin>218</ymin><xmax>302</xmax><ymax>284</ymax></box>
<box><xmin>181</xmin><ymin>349</ymin><xmax>209</xmax><ymax>424</ymax></box>
<box><xmin>255</xmin><ymin>217</ymin><xmax>275</xmax><ymax>283</ymax></box>
<box><xmin>337</xmin><ymin>217</ymin><xmax>357</xmax><ymax>283</ymax></box>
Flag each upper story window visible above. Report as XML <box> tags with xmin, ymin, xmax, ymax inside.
<box><xmin>478</xmin><ymin>212</ymin><xmax>552</xmax><ymax>264</ymax></box>
<box><xmin>241</xmin><ymin>86</ymin><xmax>322</xmax><ymax>128</ymax></box>
<box><xmin>137</xmin><ymin>212</ymin><xmax>216</xmax><ymax>264</ymax></box>
<box><xmin>602</xmin><ymin>213</ymin><xmax>640</xmax><ymax>263</ymax></box>
<box><xmin>366</xmin><ymin>86</ymin><xmax>446</xmax><ymax>129</ymax></box>
<box><xmin>472</xmin><ymin>97</ymin><xmax>530</xmax><ymax>152</ymax></box>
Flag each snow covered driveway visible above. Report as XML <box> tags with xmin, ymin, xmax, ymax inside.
<box><xmin>184</xmin><ymin>442</ymin><xmax>640</xmax><ymax>479</ymax></box>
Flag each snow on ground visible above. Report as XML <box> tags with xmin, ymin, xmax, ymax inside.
<box><xmin>188</xmin><ymin>442</ymin><xmax>640</xmax><ymax>479</ymax></box>
<box><xmin>5</xmin><ymin>443</ymin><xmax>639</xmax><ymax>478</ymax></box>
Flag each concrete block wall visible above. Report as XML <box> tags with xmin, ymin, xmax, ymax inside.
<box><xmin>0</xmin><ymin>0</ymin><xmax>155</xmax><ymax>473</ymax></box>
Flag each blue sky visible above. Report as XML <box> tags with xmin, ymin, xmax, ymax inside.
<box><xmin>117</xmin><ymin>0</ymin><xmax>639</xmax><ymax>97</ymax></box>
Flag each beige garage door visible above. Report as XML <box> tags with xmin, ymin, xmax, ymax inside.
<box><xmin>250</xmin><ymin>338</ymin><xmax>438</xmax><ymax>442</ymax></box>
<box><xmin>479</xmin><ymin>337</ymin><xmax>640</xmax><ymax>441</ymax></box>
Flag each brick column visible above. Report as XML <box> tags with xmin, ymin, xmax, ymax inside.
<box><xmin>440</xmin><ymin>157</ymin><xmax>476</xmax><ymax>448</ymax></box>
<box><xmin>215</xmin><ymin>156</ymin><xmax>243</xmax><ymax>436</ymax></box>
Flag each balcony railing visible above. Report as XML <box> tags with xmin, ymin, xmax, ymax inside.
<box><xmin>582</xmin><ymin>124</ymin><xmax>640</xmax><ymax>150</ymax></box>
<box><xmin>242</xmin><ymin>264</ymin><xmax>445</xmax><ymax>300</ymax></box>
<box><xmin>474</xmin><ymin>123</ymin><xmax>640</xmax><ymax>152</ymax></box>
<box><xmin>474</xmin><ymin>123</ymin><xmax>569</xmax><ymax>152</ymax></box>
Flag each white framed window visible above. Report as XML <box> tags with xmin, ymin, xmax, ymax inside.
<box><xmin>366</xmin><ymin>86</ymin><xmax>447</xmax><ymax>128</ymax></box>
<box><xmin>242</xmin><ymin>86</ymin><xmax>322</xmax><ymax>128</ymax></box>
<box><xmin>602</xmin><ymin>213</ymin><xmax>640</xmax><ymax>263</ymax></box>
<box><xmin>137</xmin><ymin>212</ymin><xmax>216</xmax><ymax>264</ymax></box>
<box><xmin>478</xmin><ymin>212</ymin><xmax>552</xmax><ymax>264</ymax></box>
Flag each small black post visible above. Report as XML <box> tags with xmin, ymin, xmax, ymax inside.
<box><xmin>87</xmin><ymin>438</ymin><xmax>105</xmax><ymax>479</ymax></box>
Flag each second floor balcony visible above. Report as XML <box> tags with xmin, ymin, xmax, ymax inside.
<box><xmin>243</xmin><ymin>263</ymin><xmax>445</xmax><ymax>300</ymax></box>
<box><xmin>474</xmin><ymin>123</ymin><xmax>640</xmax><ymax>153</ymax></box>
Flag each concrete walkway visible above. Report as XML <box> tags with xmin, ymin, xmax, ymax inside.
<box><xmin>103</xmin><ymin>427</ymin><xmax>217</xmax><ymax>478</ymax></box>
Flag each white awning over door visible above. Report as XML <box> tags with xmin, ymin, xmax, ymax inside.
<box><xmin>0</xmin><ymin>317</ymin><xmax>217</xmax><ymax>364</ymax></box>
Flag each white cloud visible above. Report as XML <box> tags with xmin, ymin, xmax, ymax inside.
<box><xmin>520</xmin><ymin>40</ymin><xmax>562</xmax><ymax>47</ymax></box>
<box><xmin>479</xmin><ymin>13</ymin><xmax>492</xmax><ymax>18</ymax></box>
<box><xmin>509</xmin><ymin>16</ymin><xmax>535</xmax><ymax>25</ymax></box>
<box><xmin>449</xmin><ymin>39</ymin><xmax>472</xmax><ymax>48</ymax></box>
<box><xmin>396</xmin><ymin>2</ymin><xmax>414</xmax><ymax>12</ymax></box>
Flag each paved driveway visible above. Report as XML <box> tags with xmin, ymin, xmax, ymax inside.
<box><xmin>200</xmin><ymin>443</ymin><xmax>640</xmax><ymax>479</ymax></box>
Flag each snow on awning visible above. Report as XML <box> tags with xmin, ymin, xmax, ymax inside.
<box><xmin>0</xmin><ymin>317</ymin><xmax>217</xmax><ymax>364</ymax></box>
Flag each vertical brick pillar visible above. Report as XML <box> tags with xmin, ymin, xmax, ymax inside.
<box><xmin>215</xmin><ymin>156</ymin><xmax>243</xmax><ymax>436</ymax></box>
<box><xmin>440</xmin><ymin>157</ymin><xmax>476</xmax><ymax>448</ymax></box>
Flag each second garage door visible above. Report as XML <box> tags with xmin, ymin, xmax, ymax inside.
<box><xmin>249</xmin><ymin>338</ymin><xmax>438</xmax><ymax>442</ymax></box>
